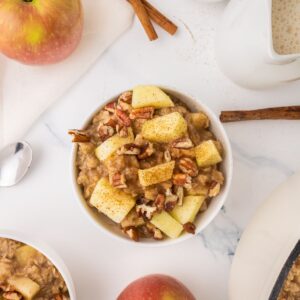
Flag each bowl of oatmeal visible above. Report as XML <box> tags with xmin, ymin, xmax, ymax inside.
<box><xmin>70</xmin><ymin>86</ymin><xmax>233</xmax><ymax>245</ymax></box>
<box><xmin>0</xmin><ymin>230</ymin><xmax>76</xmax><ymax>300</ymax></box>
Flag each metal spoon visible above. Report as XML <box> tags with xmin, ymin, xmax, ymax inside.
<box><xmin>0</xmin><ymin>142</ymin><xmax>33</xmax><ymax>187</ymax></box>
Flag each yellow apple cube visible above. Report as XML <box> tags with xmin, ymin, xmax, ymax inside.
<box><xmin>195</xmin><ymin>140</ymin><xmax>222</xmax><ymax>167</ymax></box>
<box><xmin>90</xmin><ymin>178</ymin><xmax>136</xmax><ymax>223</ymax></box>
<box><xmin>132</xmin><ymin>85</ymin><xmax>174</xmax><ymax>108</ymax></box>
<box><xmin>171</xmin><ymin>195</ymin><xmax>205</xmax><ymax>224</ymax></box>
<box><xmin>95</xmin><ymin>128</ymin><xmax>134</xmax><ymax>161</ymax></box>
<box><xmin>138</xmin><ymin>161</ymin><xmax>175</xmax><ymax>187</ymax></box>
<box><xmin>150</xmin><ymin>211</ymin><xmax>183</xmax><ymax>239</ymax></box>
<box><xmin>15</xmin><ymin>245</ymin><xmax>38</xmax><ymax>267</ymax></box>
<box><xmin>141</xmin><ymin>112</ymin><xmax>187</xmax><ymax>143</ymax></box>
<box><xmin>8</xmin><ymin>277</ymin><xmax>40</xmax><ymax>300</ymax></box>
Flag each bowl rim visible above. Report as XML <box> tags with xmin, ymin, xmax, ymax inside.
<box><xmin>70</xmin><ymin>85</ymin><xmax>233</xmax><ymax>247</ymax></box>
<box><xmin>0</xmin><ymin>229</ymin><xmax>76</xmax><ymax>299</ymax></box>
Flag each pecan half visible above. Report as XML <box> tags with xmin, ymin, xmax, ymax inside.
<box><xmin>68</xmin><ymin>129</ymin><xmax>90</xmax><ymax>143</ymax></box>
<box><xmin>118</xmin><ymin>91</ymin><xmax>132</xmax><ymax>104</ymax></box>
<box><xmin>138</xmin><ymin>143</ymin><xmax>155</xmax><ymax>160</ymax></box>
<box><xmin>116</xmin><ymin>109</ymin><xmax>131</xmax><ymax>127</ymax></box>
<box><xmin>117</xmin><ymin>143</ymin><xmax>141</xmax><ymax>155</ymax></box>
<box><xmin>136</xmin><ymin>204</ymin><xmax>157</xmax><ymax>220</ymax></box>
<box><xmin>183</xmin><ymin>222</ymin><xmax>196</xmax><ymax>234</ymax></box>
<box><xmin>129</xmin><ymin>107</ymin><xmax>154</xmax><ymax>120</ymax></box>
<box><xmin>110</xmin><ymin>173</ymin><xmax>127</xmax><ymax>189</ymax></box>
<box><xmin>98</xmin><ymin>125</ymin><xmax>114</xmax><ymax>141</ymax></box>
<box><xmin>178</xmin><ymin>158</ymin><xmax>198</xmax><ymax>177</ymax></box>
<box><xmin>173</xmin><ymin>173</ymin><xmax>192</xmax><ymax>189</ymax></box>
<box><xmin>104</xmin><ymin>101</ymin><xmax>117</xmax><ymax>113</ymax></box>
<box><xmin>124</xmin><ymin>227</ymin><xmax>139</xmax><ymax>242</ymax></box>
<box><xmin>154</xmin><ymin>193</ymin><xmax>165</xmax><ymax>212</ymax></box>
<box><xmin>208</xmin><ymin>181</ymin><xmax>221</xmax><ymax>197</ymax></box>
<box><xmin>171</xmin><ymin>137</ymin><xmax>194</xmax><ymax>149</ymax></box>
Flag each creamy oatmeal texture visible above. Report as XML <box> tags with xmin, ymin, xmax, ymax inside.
<box><xmin>272</xmin><ymin>0</ymin><xmax>300</xmax><ymax>55</ymax></box>
<box><xmin>277</xmin><ymin>255</ymin><xmax>300</xmax><ymax>300</ymax></box>
<box><xmin>0</xmin><ymin>238</ymin><xmax>69</xmax><ymax>300</ymax></box>
<box><xmin>71</xmin><ymin>86</ymin><xmax>225</xmax><ymax>242</ymax></box>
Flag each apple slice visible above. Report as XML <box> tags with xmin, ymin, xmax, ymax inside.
<box><xmin>195</xmin><ymin>140</ymin><xmax>222</xmax><ymax>167</ymax></box>
<box><xmin>138</xmin><ymin>161</ymin><xmax>175</xmax><ymax>187</ymax></box>
<box><xmin>141</xmin><ymin>112</ymin><xmax>187</xmax><ymax>143</ymax></box>
<box><xmin>8</xmin><ymin>277</ymin><xmax>40</xmax><ymax>300</ymax></box>
<box><xmin>132</xmin><ymin>85</ymin><xmax>174</xmax><ymax>109</ymax></box>
<box><xmin>150</xmin><ymin>211</ymin><xmax>183</xmax><ymax>239</ymax></box>
<box><xmin>171</xmin><ymin>196</ymin><xmax>205</xmax><ymax>225</ymax></box>
<box><xmin>95</xmin><ymin>128</ymin><xmax>134</xmax><ymax>161</ymax></box>
<box><xmin>90</xmin><ymin>178</ymin><xmax>136</xmax><ymax>223</ymax></box>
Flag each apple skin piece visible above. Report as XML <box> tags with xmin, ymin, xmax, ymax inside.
<box><xmin>90</xmin><ymin>178</ymin><xmax>136</xmax><ymax>223</ymax></box>
<box><xmin>95</xmin><ymin>128</ymin><xmax>134</xmax><ymax>161</ymax></box>
<box><xmin>132</xmin><ymin>85</ymin><xmax>174</xmax><ymax>109</ymax></box>
<box><xmin>141</xmin><ymin>112</ymin><xmax>188</xmax><ymax>143</ymax></box>
<box><xmin>150</xmin><ymin>211</ymin><xmax>183</xmax><ymax>239</ymax></box>
<box><xmin>171</xmin><ymin>195</ymin><xmax>205</xmax><ymax>225</ymax></box>
<box><xmin>138</xmin><ymin>161</ymin><xmax>175</xmax><ymax>187</ymax></box>
<box><xmin>8</xmin><ymin>277</ymin><xmax>40</xmax><ymax>300</ymax></box>
<box><xmin>195</xmin><ymin>140</ymin><xmax>222</xmax><ymax>167</ymax></box>
<box><xmin>117</xmin><ymin>274</ymin><xmax>196</xmax><ymax>300</ymax></box>
<box><xmin>0</xmin><ymin>0</ymin><xmax>83</xmax><ymax>65</ymax></box>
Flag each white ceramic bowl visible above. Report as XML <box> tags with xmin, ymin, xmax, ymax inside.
<box><xmin>71</xmin><ymin>87</ymin><xmax>233</xmax><ymax>247</ymax></box>
<box><xmin>0</xmin><ymin>230</ymin><xmax>76</xmax><ymax>299</ymax></box>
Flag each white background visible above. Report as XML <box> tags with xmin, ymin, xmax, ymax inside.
<box><xmin>1</xmin><ymin>1</ymin><xmax>300</xmax><ymax>299</ymax></box>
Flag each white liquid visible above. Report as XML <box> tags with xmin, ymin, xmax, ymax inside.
<box><xmin>272</xmin><ymin>0</ymin><xmax>300</xmax><ymax>55</ymax></box>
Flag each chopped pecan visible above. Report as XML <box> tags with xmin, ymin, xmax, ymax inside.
<box><xmin>110</xmin><ymin>173</ymin><xmax>127</xmax><ymax>189</ymax></box>
<box><xmin>208</xmin><ymin>181</ymin><xmax>221</xmax><ymax>197</ymax></box>
<box><xmin>175</xmin><ymin>186</ymin><xmax>184</xmax><ymax>206</ymax></box>
<box><xmin>144</xmin><ymin>187</ymin><xmax>159</xmax><ymax>201</ymax></box>
<box><xmin>178</xmin><ymin>157</ymin><xmax>198</xmax><ymax>177</ymax></box>
<box><xmin>146</xmin><ymin>223</ymin><xmax>164</xmax><ymax>240</ymax></box>
<box><xmin>164</xmin><ymin>189</ymin><xmax>178</xmax><ymax>212</ymax></box>
<box><xmin>117</xmin><ymin>143</ymin><xmax>141</xmax><ymax>155</ymax></box>
<box><xmin>154</xmin><ymin>193</ymin><xmax>165</xmax><ymax>212</ymax></box>
<box><xmin>117</xmin><ymin>100</ymin><xmax>132</xmax><ymax>112</ymax></box>
<box><xmin>116</xmin><ymin>124</ymin><xmax>128</xmax><ymax>137</ymax></box>
<box><xmin>129</xmin><ymin>107</ymin><xmax>154</xmax><ymax>120</ymax></box>
<box><xmin>68</xmin><ymin>129</ymin><xmax>90</xmax><ymax>143</ymax></box>
<box><xmin>197</xmin><ymin>174</ymin><xmax>210</xmax><ymax>186</ymax></box>
<box><xmin>183</xmin><ymin>222</ymin><xmax>196</xmax><ymax>234</ymax></box>
<box><xmin>164</xmin><ymin>150</ymin><xmax>172</xmax><ymax>162</ymax></box>
<box><xmin>173</xmin><ymin>173</ymin><xmax>192</xmax><ymax>189</ymax></box>
<box><xmin>171</xmin><ymin>137</ymin><xmax>194</xmax><ymax>149</ymax></box>
<box><xmin>138</xmin><ymin>143</ymin><xmax>155</xmax><ymax>159</ymax></box>
<box><xmin>170</xmin><ymin>148</ymin><xmax>196</xmax><ymax>159</ymax></box>
<box><xmin>3</xmin><ymin>292</ymin><xmax>22</xmax><ymax>300</ymax></box>
<box><xmin>116</xmin><ymin>109</ymin><xmax>131</xmax><ymax>127</ymax></box>
<box><xmin>124</xmin><ymin>227</ymin><xmax>139</xmax><ymax>242</ymax></box>
<box><xmin>98</xmin><ymin>125</ymin><xmax>114</xmax><ymax>141</ymax></box>
<box><xmin>121</xmin><ymin>211</ymin><xmax>145</xmax><ymax>228</ymax></box>
<box><xmin>118</xmin><ymin>91</ymin><xmax>132</xmax><ymax>104</ymax></box>
<box><xmin>211</xmin><ymin>170</ymin><xmax>224</xmax><ymax>185</ymax></box>
<box><xmin>104</xmin><ymin>116</ymin><xmax>118</xmax><ymax>128</ymax></box>
<box><xmin>136</xmin><ymin>204</ymin><xmax>157</xmax><ymax>220</ymax></box>
<box><xmin>104</xmin><ymin>101</ymin><xmax>117</xmax><ymax>113</ymax></box>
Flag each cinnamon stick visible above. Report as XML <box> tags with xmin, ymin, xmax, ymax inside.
<box><xmin>141</xmin><ymin>0</ymin><xmax>178</xmax><ymax>35</ymax></box>
<box><xmin>127</xmin><ymin>0</ymin><xmax>158</xmax><ymax>41</ymax></box>
<box><xmin>220</xmin><ymin>106</ymin><xmax>300</xmax><ymax>123</ymax></box>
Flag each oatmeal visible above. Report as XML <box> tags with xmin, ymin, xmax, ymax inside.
<box><xmin>70</xmin><ymin>86</ymin><xmax>225</xmax><ymax>241</ymax></box>
<box><xmin>277</xmin><ymin>255</ymin><xmax>300</xmax><ymax>300</ymax></box>
<box><xmin>0</xmin><ymin>238</ymin><xmax>70</xmax><ymax>300</ymax></box>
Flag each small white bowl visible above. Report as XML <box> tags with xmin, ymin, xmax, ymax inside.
<box><xmin>0</xmin><ymin>230</ymin><xmax>76</xmax><ymax>299</ymax></box>
<box><xmin>71</xmin><ymin>87</ymin><xmax>233</xmax><ymax>247</ymax></box>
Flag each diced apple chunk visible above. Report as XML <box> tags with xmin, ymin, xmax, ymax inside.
<box><xmin>132</xmin><ymin>85</ymin><xmax>174</xmax><ymax>109</ymax></box>
<box><xmin>189</xmin><ymin>112</ymin><xmax>210</xmax><ymax>129</ymax></box>
<box><xmin>95</xmin><ymin>128</ymin><xmax>134</xmax><ymax>161</ymax></box>
<box><xmin>150</xmin><ymin>211</ymin><xmax>183</xmax><ymax>239</ymax></box>
<box><xmin>138</xmin><ymin>161</ymin><xmax>175</xmax><ymax>187</ymax></box>
<box><xmin>141</xmin><ymin>112</ymin><xmax>187</xmax><ymax>143</ymax></box>
<box><xmin>8</xmin><ymin>277</ymin><xmax>40</xmax><ymax>300</ymax></box>
<box><xmin>90</xmin><ymin>178</ymin><xmax>136</xmax><ymax>223</ymax></box>
<box><xmin>171</xmin><ymin>196</ymin><xmax>205</xmax><ymax>224</ymax></box>
<box><xmin>195</xmin><ymin>140</ymin><xmax>222</xmax><ymax>167</ymax></box>
<box><xmin>15</xmin><ymin>245</ymin><xmax>38</xmax><ymax>267</ymax></box>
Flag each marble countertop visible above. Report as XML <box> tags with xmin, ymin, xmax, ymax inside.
<box><xmin>1</xmin><ymin>1</ymin><xmax>300</xmax><ymax>299</ymax></box>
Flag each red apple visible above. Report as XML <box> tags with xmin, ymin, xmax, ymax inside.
<box><xmin>0</xmin><ymin>0</ymin><xmax>83</xmax><ymax>65</ymax></box>
<box><xmin>117</xmin><ymin>274</ymin><xmax>196</xmax><ymax>300</ymax></box>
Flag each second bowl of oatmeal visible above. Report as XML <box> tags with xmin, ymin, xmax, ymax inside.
<box><xmin>70</xmin><ymin>86</ymin><xmax>233</xmax><ymax>246</ymax></box>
